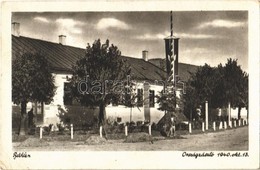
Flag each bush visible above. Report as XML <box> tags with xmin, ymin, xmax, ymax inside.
<box><xmin>57</xmin><ymin>105</ymin><xmax>99</xmax><ymax>131</ymax></box>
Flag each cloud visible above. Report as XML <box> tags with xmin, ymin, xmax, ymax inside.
<box><xmin>198</xmin><ymin>19</ymin><xmax>246</xmax><ymax>28</ymax></box>
<box><xmin>134</xmin><ymin>33</ymin><xmax>167</xmax><ymax>40</ymax></box>
<box><xmin>96</xmin><ymin>18</ymin><xmax>131</xmax><ymax>30</ymax></box>
<box><xmin>182</xmin><ymin>47</ymin><xmax>213</xmax><ymax>54</ymax></box>
<box><xmin>34</xmin><ymin>16</ymin><xmax>50</xmax><ymax>23</ymax></box>
<box><xmin>56</xmin><ymin>18</ymin><xmax>84</xmax><ymax>34</ymax></box>
<box><xmin>134</xmin><ymin>31</ymin><xmax>217</xmax><ymax>40</ymax></box>
<box><xmin>176</xmin><ymin>33</ymin><xmax>217</xmax><ymax>39</ymax></box>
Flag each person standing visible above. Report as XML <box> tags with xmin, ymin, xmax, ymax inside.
<box><xmin>28</xmin><ymin>108</ymin><xmax>34</xmax><ymax>128</ymax></box>
<box><xmin>168</xmin><ymin>114</ymin><xmax>176</xmax><ymax>137</ymax></box>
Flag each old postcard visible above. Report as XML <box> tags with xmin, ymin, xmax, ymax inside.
<box><xmin>1</xmin><ymin>0</ymin><xmax>259</xmax><ymax>169</ymax></box>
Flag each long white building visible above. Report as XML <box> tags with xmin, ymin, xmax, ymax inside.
<box><xmin>11</xmin><ymin>22</ymin><xmax>197</xmax><ymax>126</ymax></box>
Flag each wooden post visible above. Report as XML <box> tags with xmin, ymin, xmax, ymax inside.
<box><xmin>219</xmin><ymin>121</ymin><xmax>223</xmax><ymax>130</ymax></box>
<box><xmin>202</xmin><ymin>122</ymin><xmax>205</xmax><ymax>132</ymax></box>
<box><xmin>189</xmin><ymin>123</ymin><xmax>192</xmax><ymax>133</ymax></box>
<box><xmin>99</xmin><ymin>126</ymin><xmax>103</xmax><ymax>138</ymax></box>
<box><xmin>40</xmin><ymin>126</ymin><xmax>42</xmax><ymax>139</ymax></box>
<box><xmin>71</xmin><ymin>124</ymin><xmax>73</xmax><ymax>139</ymax></box>
<box><xmin>213</xmin><ymin>121</ymin><xmax>216</xmax><ymax>131</ymax></box>
<box><xmin>125</xmin><ymin>125</ymin><xmax>128</xmax><ymax>136</ymax></box>
<box><xmin>205</xmin><ymin>101</ymin><xmax>208</xmax><ymax>130</ymax></box>
<box><xmin>148</xmin><ymin>124</ymin><xmax>152</xmax><ymax>136</ymax></box>
<box><xmin>224</xmin><ymin>121</ymin><xmax>227</xmax><ymax>129</ymax></box>
<box><xmin>228</xmin><ymin>102</ymin><xmax>231</xmax><ymax>127</ymax></box>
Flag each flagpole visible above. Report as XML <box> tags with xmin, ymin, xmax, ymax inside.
<box><xmin>170</xmin><ymin>11</ymin><xmax>173</xmax><ymax>37</ymax></box>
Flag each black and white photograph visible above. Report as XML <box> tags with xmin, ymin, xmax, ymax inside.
<box><xmin>0</xmin><ymin>0</ymin><xmax>259</xmax><ymax>169</ymax></box>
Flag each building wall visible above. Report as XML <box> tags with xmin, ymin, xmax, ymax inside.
<box><xmin>106</xmin><ymin>83</ymin><xmax>165</xmax><ymax>123</ymax></box>
<box><xmin>13</xmin><ymin>72</ymin><xmax>248</xmax><ymax>127</ymax></box>
<box><xmin>43</xmin><ymin>73</ymin><xmax>70</xmax><ymax>125</ymax></box>
<box><xmin>42</xmin><ymin>73</ymin><xmax>167</xmax><ymax>125</ymax></box>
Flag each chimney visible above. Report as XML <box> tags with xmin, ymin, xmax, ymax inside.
<box><xmin>12</xmin><ymin>22</ymin><xmax>20</xmax><ymax>37</ymax></box>
<box><xmin>59</xmin><ymin>35</ymin><xmax>66</xmax><ymax>45</ymax></box>
<box><xmin>142</xmin><ymin>50</ymin><xmax>148</xmax><ymax>61</ymax></box>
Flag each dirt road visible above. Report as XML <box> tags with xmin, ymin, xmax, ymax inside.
<box><xmin>13</xmin><ymin>126</ymin><xmax>248</xmax><ymax>151</ymax></box>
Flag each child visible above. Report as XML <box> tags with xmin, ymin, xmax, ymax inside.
<box><xmin>168</xmin><ymin>114</ymin><xmax>176</xmax><ymax>137</ymax></box>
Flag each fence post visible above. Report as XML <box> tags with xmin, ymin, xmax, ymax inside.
<box><xmin>202</xmin><ymin>122</ymin><xmax>205</xmax><ymax>132</ymax></box>
<box><xmin>71</xmin><ymin>124</ymin><xmax>73</xmax><ymax>140</ymax></box>
<box><xmin>148</xmin><ymin>124</ymin><xmax>152</xmax><ymax>136</ymax></box>
<box><xmin>125</xmin><ymin>125</ymin><xmax>128</xmax><ymax>136</ymax></box>
<box><xmin>213</xmin><ymin>121</ymin><xmax>216</xmax><ymax>131</ymax></box>
<box><xmin>228</xmin><ymin>102</ymin><xmax>231</xmax><ymax>127</ymax></box>
<box><xmin>224</xmin><ymin>121</ymin><xmax>227</xmax><ymax>129</ymax></box>
<box><xmin>219</xmin><ymin>121</ymin><xmax>223</xmax><ymax>130</ymax></box>
<box><xmin>99</xmin><ymin>126</ymin><xmax>103</xmax><ymax>138</ymax></box>
<box><xmin>189</xmin><ymin>123</ymin><xmax>192</xmax><ymax>133</ymax></box>
<box><xmin>40</xmin><ymin>126</ymin><xmax>42</xmax><ymax>139</ymax></box>
<box><xmin>205</xmin><ymin>101</ymin><xmax>208</xmax><ymax>130</ymax></box>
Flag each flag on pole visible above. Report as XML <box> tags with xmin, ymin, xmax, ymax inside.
<box><xmin>165</xmin><ymin>38</ymin><xmax>179</xmax><ymax>83</ymax></box>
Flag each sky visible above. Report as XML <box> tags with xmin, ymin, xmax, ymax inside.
<box><xmin>12</xmin><ymin>11</ymin><xmax>248</xmax><ymax>72</ymax></box>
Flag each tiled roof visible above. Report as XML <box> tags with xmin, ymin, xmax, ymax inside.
<box><xmin>12</xmin><ymin>35</ymin><xmax>197</xmax><ymax>82</ymax></box>
<box><xmin>149</xmin><ymin>58</ymin><xmax>199</xmax><ymax>82</ymax></box>
<box><xmin>12</xmin><ymin>35</ymin><xmax>85</xmax><ymax>74</ymax></box>
<box><xmin>12</xmin><ymin>35</ymin><xmax>167</xmax><ymax>81</ymax></box>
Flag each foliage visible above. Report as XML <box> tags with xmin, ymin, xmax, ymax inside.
<box><xmin>189</xmin><ymin>64</ymin><xmax>217</xmax><ymax>103</ymax></box>
<box><xmin>68</xmin><ymin>39</ymin><xmax>131</xmax><ymax>125</ymax></box>
<box><xmin>156</xmin><ymin>90</ymin><xmax>177</xmax><ymax>113</ymax></box>
<box><xmin>222</xmin><ymin>59</ymin><xmax>248</xmax><ymax>107</ymax></box>
<box><xmin>222</xmin><ymin>58</ymin><xmax>248</xmax><ymax>118</ymax></box>
<box><xmin>181</xmin><ymin>81</ymin><xmax>198</xmax><ymax>120</ymax></box>
<box><xmin>12</xmin><ymin>52</ymin><xmax>56</xmax><ymax>106</ymax></box>
<box><xmin>12</xmin><ymin>52</ymin><xmax>56</xmax><ymax>135</ymax></box>
<box><xmin>57</xmin><ymin>105</ymin><xmax>99</xmax><ymax>130</ymax></box>
<box><xmin>120</xmin><ymin>81</ymin><xmax>142</xmax><ymax>122</ymax></box>
<box><xmin>182</xmin><ymin>59</ymin><xmax>248</xmax><ymax>120</ymax></box>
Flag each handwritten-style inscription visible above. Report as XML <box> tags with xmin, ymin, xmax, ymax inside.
<box><xmin>13</xmin><ymin>152</ymin><xmax>31</xmax><ymax>160</ymax></box>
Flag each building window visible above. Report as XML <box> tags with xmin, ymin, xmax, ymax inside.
<box><xmin>63</xmin><ymin>82</ymin><xmax>73</xmax><ymax>105</ymax></box>
<box><xmin>149</xmin><ymin>90</ymin><xmax>155</xmax><ymax>107</ymax></box>
<box><xmin>137</xmin><ymin>88</ymin><xmax>143</xmax><ymax>107</ymax></box>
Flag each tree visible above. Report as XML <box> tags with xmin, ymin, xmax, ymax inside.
<box><xmin>222</xmin><ymin>58</ymin><xmax>248</xmax><ymax>119</ymax></box>
<box><xmin>12</xmin><ymin>53</ymin><xmax>56</xmax><ymax>135</ymax></box>
<box><xmin>156</xmin><ymin>90</ymin><xmax>177</xmax><ymax>114</ymax></box>
<box><xmin>182</xmin><ymin>80</ymin><xmax>199</xmax><ymax>121</ymax></box>
<box><xmin>120</xmin><ymin>80</ymin><xmax>142</xmax><ymax>123</ymax></box>
<box><xmin>189</xmin><ymin>64</ymin><xmax>217</xmax><ymax>104</ymax></box>
<box><xmin>156</xmin><ymin>83</ymin><xmax>187</xmax><ymax>132</ymax></box>
<box><xmin>183</xmin><ymin>59</ymin><xmax>248</xmax><ymax>121</ymax></box>
<box><xmin>183</xmin><ymin>64</ymin><xmax>219</xmax><ymax>121</ymax></box>
<box><xmin>69</xmin><ymin>39</ymin><xmax>131</xmax><ymax>127</ymax></box>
